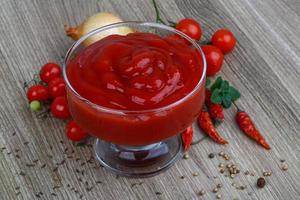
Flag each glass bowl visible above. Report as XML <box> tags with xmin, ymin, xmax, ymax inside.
<box><xmin>63</xmin><ymin>22</ymin><xmax>206</xmax><ymax>177</ymax></box>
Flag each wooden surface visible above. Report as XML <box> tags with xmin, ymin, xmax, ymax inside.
<box><xmin>0</xmin><ymin>0</ymin><xmax>299</xmax><ymax>199</ymax></box>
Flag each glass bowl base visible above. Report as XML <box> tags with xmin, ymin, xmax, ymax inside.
<box><xmin>94</xmin><ymin>134</ymin><xmax>183</xmax><ymax>177</ymax></box>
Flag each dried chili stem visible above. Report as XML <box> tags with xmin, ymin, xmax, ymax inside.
<box><xmin>232</xmin><ymin>101</ymin><xmax>241</xmax><ymax>111</ymax></box>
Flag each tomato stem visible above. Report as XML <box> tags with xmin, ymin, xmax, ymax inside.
<box><xmin>167</xmin><ymin>20</ymin><xmax>176</xmax><ymax>28</ymax></box>
<box><xmin>36</xmin><ymin>108</ymin><xmax>51</xmax><ymax>119</ymax></box>
<box><xmin>198</xmin><ymin>40</ymin><xmax>211</xmax><ymax>45</ymax></box>
<box><xmin>152</xmin><ymin>0</ymin><xmax>167</xmax><ymax>25</ymax></box>
<box><xmin>23</xmin><ymin>74</ymin><xmax>41</xmax><ymax>91</ymax></box>
<box><xmin>191</xmin><ymin>138</ymin><xmax>203</xmax><ymax>145</ymax></box>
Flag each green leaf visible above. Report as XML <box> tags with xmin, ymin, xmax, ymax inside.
<box><xmin>209</xmin><ymin>76</ymin><xmax>241</xmax><ymax>108</ymax></box>
<box><xmin>228</xmin><ymin>86</ymin><xmax>241</xmax><ymax>101</ymax></box>
<box><xmin>222</xmin><ymin>94</ymin><xmax>232</xmax><ymax>108</ymax></box>
<box><xmin>221</xmin><ymin>80</ymin><xmax>229</xmax><ymax>91</ymax></box>
<box><xmin>205</xmin><ymin>78</ymin><xmax>211</xmax><ymax>87</ymax></box>
<box><xmin>210</xmin><ymin>77</ymin><xmax>223</xmax><ymax>92</ymax></box>
<box><xmin>211</xmin><ymin>89</ymin><xmax>222</xmax><ymax>104</ymax></box>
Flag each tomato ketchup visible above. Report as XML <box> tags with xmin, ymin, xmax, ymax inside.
<box><xmin>66</xmin><ymin>32</ymin><xmax>205</xmax><ymax>145</ymax></box>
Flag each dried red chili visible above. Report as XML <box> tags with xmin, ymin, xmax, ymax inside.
<box><xmin>198</xmin><ymin>110</ymin><xmax>228</xmax><ymax>144</ymax></box>
<box><xmin>181</xmin><ymin>126</ymin><xmax>193</xmax><ymax>151</ymax></box>
<box><xmin>205</xmin><ymin>88</ymin><xmax>212</xmax><ymax>104</ymax></box>
<box><xmin>205</xmin><ymin>89</ymin><xmax>224</xmax><ymax>125</ymax></box>
<box><xmin>236</xmin><ymin>110</ymin><xmax>270</xmax><ymax>150</ymax></box>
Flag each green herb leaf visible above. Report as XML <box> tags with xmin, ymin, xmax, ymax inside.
<box><xmin>210</xmin><ymin>77</ymin><xmax>223</xmax><ymax>92</ymax></box>
<box><xmin>222</xmin><ymin>94</ymin><xmax>232</xmax><ymax>108</ymax></box>
<box><xmin>205</xmin><ymin>78</ymin><xmax>211</xmax><ymax>87</ymax></box>
<box><xmin>209</xmin><ymin>76</ymin><xmax>241</xmax><ymax>108</ymax></box>
<box><xmin>211</xmin><ymin>89</ymin><xmax>222</xmax><ymax>104</ymax></box>
<box><xmin>221</xmin><ymin>80</ymin><xmax>229</xmax><ymax>91</ymax></box>
<box><xmin>228</xmin><ymin>86</ymin><xmax>241</xmax><ymax>101</ymax></box>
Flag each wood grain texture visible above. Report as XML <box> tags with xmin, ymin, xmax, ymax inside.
<box><xmin>0</xmin><ymin>0</ymin><xmax>299</xmax><ymax>199</ymax></box>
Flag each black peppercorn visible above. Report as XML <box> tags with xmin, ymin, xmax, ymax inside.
<box><xmin>257</xmin><ymin>177</ymin><xmax>266</xmax><ymax>188</ymax></box>
<box><xmin>208</xmin><ymin>153</ymin><xmax>215</xmax><ymax>158</ymax></box>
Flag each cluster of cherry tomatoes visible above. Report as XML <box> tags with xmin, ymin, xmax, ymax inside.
<box><xmin>175</xmin><ymin>18</ymin><xmax>236</xmax><ymax>76</ymax></box>
<box><xmin>26</xmin><ymin>63</ymin><xmax>88</xmax><ymax>141</ymax></box>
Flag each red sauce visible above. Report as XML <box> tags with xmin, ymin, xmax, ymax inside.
<box><xmin>67</xmin><ymin>32</ymin><xmax>202</xmax><ymax>110</ymax></box>
<box><xmin>66</xmin><ymin>32</ymin><xmax>205</xmax><ymax>145</ymax></box>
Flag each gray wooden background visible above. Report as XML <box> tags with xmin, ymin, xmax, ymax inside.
<box><xmin>0</xmin><ymin>0</ymin><xmax>299</xmax><ymax>199</ymax></box>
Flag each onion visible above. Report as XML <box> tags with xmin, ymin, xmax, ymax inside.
<box><xmin>64</xmin><ymin>12</ymin><xmax>133</xmax><ymax>46</ymax></box>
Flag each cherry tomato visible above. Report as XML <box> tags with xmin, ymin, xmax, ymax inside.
<box><xmin>202</xmin><ymin>45</ymin><xmax>224</xmax><ymax>76</ymax></box>
<box><xmin>30</xmin><ymin>100</ymin><xmax>41</xmax><ymax>111</ymax></box>
<box><xmin>48</xmin><ymin>77</ymin><xmax>66</xmax><ymax>98</ymax></box>
<box><xmin>66</xmin><ymin>120</ymin><xmax>88</xmax><ymax>141</ymax></box>
<box><xmin>50</xmin><ymin>96</ymin><xmax>70</xmax><ymax>119</ymax></box>
<box><xmin>211</xmin><ymin>29</ymin><xmax>236</xmax><ymax>54</ymax></box>
<box><xmin>176</xmin><ymin>18</ymin><xmax>202</xmax><ymax>40</ymax></box>
<box><xmin>26</xmin><ymin>84</ymin><xmax>49</xmax><ymax>102</ymax></box>
<box><xmin>40</xmin><ymin>63</ymin><xmax>62</xmax><ymax>83</ymax></box>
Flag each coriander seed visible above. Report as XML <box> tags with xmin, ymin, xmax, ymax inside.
<box><xmin>281</xmin><ymin>164</ymin><xmax>288</xmax><ymax>171</ymax></box>
<box><xmin>192</xmin><ymin>172</ymin><xmax>199</xmax><ymax>177</ymax></box>
<box><xmin>263</xmin><ymin>171</ymin><xmax>272</xmax><ymax>176</ymax></box>
<box><xmin>224</xmin><ymin>154</ymin><xmax>230</xmax><ymax>160</ymax></box>
<box><xmin>183</xmin><ymin>154</ymin><xmax>189</xmax><ymax>159</ymax></box>
<box><xmin>212</xmin><ymin>188</ymin><xmax>218</xmax><ymax>193</ymax></box>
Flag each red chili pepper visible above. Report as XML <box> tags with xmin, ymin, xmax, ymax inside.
<box><xmin>198</xmin><ymin>110</ymin><xmax>228</xmax><ymax>144</ymax></box>
<box><xmin>181</xmin><ymin>126</ymin><xmax>193</xmax><ymax>151</ymax></box>
<box><xmin>236</xmin><ymin>110</ymin><xmax>270</xmax><ymax>150</ymax></box>
<box><xmin>205</xmin><ymin>89</ymin><xmax>212</xmax><ymax>104</ymax></box>
<box><xmin>205</xmin><ymin>89</ymin><xmax>224</xmax><ymax>125</ymax></box>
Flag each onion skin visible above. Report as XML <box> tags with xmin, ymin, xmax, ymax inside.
<box><xmin>64</xmin><ymin>12</ymin><xmax>133</xmax><ymax>46</ymax></box>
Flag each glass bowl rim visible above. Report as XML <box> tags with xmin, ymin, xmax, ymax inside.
<box><xmin>63</xmin><ymin>21</ymin><xmax>207</xmax><ymax>114</ymax></box>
